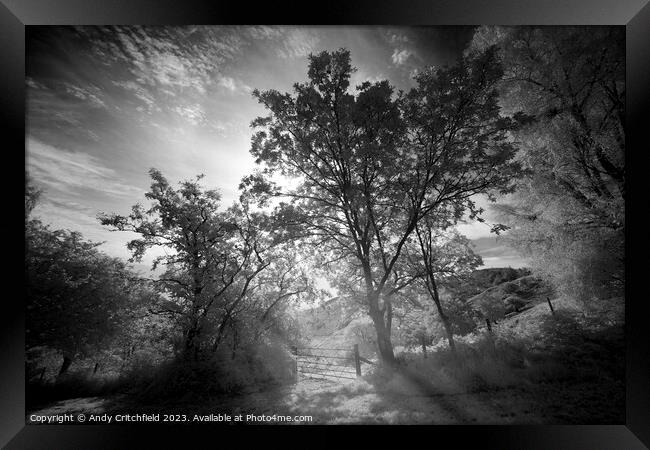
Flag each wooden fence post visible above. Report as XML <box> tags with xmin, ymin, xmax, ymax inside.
<box><xmin>291</xmin><ymin>346</ymin><xmax>298</xmax><ymax>383</ymax></box>
<box><xmin>421</xmin><ymin>335</ymin><xmax>427</xmax><ymax>359</ymax></box>
<box><xmin>546</xmin><ymin>297</ymin><xmax>555</xmax><ymax>316</ymax></box>
<box><xmin>353</xmin><ymin>344</ymin><xmax>361</xmax><ymax>377</ymax></box>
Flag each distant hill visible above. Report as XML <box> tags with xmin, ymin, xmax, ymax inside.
<box><xmin>467</xmin><ymin>275</ymin><xmax>555</xmax><ymax>321</ymax></box>
<box><xmin>439</xmin><ymin>267</ymin><xmax>531</xmax><ymax>303</ymax></box>
<box><xmin>471</xmin><ymin>267</ymin><xmax>531</xmax><ymax>287</ymax></box>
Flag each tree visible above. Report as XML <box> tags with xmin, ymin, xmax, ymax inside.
<box><xmin>467</xmin><ymin>26</ymin><xmax>625</xmax><ymax>300</ymax></box>
<box><xmin>245</xmin><ymin>49</ymin><xmax>523</xmax><ymax>365</ymax></box>
<box><xmin>26</xmin><ymin>195</ymin><xmax>143</xmax><ymax>376</ymax></box>
<box><xmin>412</xmin><ymin>221</ymin><xmax>482</xmax><ymax>351</ymax></box>
<box><xmin>100</xmin><ymin>169</ymin><xmax>282</xmax><ymax>359</ymax></box>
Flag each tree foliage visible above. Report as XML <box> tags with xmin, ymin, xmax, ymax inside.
<box><xmin>26</xmin><ymin>188</ymin><xmax>146</xmax><ymax>374</ymax></box>
<box><xmin>99</xmin><ymin>169</ymin><xmax>313</xmax><ymax>359</ymax></box>
<box><xmin>467</xmin><ymin>26</ymin><xmax>625</xmax><ymax>300</ymax></box>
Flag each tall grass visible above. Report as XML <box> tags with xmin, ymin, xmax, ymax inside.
<box><xmin>365</xmin><ymin>304</ymin><xmax>624</xmax><ymax>397</ymax></box>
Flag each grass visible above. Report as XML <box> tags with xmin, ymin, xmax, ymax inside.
<box><xmin>358</xmin><ymin>295</ymin><xmax>625</xmax><ymax>423</ymax></box>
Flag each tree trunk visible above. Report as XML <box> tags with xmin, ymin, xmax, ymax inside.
<box><xmin>372</xmin><ymin>316</ymin><xmax>396</xmax><ymax>366</ymax></box>
<box><xmin>368</xmin><ymin>294</ymin><xmax>396</xmax><ymax>366</ymax></box>
<box><xmin>184</xmin><ymin>319</ymin><xmax>200</xmax><ymax>360</ymax></box>
<box><xmin>363</xmin><ymin>263</ymin><xmax>396</xmax><ymax>366</ymax></box>
<box><xmin>416</xmin><ymin>224</ymin><xmax>456</xmax><ymax>353</ymax></box>
<box><xmin>211</xmin><ymin>313</ymin><xmax>231</xmax><ymax>353</ymax></box>
<box><xmin>426</xmin><ymin>276</ymin><xmax>456</xmax><ymax>353</ymax></box>
<box><xmin>440</xmin><ymin>314</ymin><xmax>456</xmax><ymax>352</ymax></box>
<box><xmin>58</xmin><ymin>355</ymin><xmax>72</xmax><ymax>377</ymax></box>
<box><xmin>385</xmin><ymin>297</ymin><xmax>393</xmax><ymax>336</ymax></box>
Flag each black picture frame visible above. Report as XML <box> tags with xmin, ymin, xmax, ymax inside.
<box><xmin>3</xmin><ymin>0</ymin><xmax>648</xmax><ymax>447</ymax></box>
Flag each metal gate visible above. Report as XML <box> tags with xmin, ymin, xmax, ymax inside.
<box><xmin>291</xmin><ymin>344</ymin><xmax>362</xmax><ymax>381</ymax></box>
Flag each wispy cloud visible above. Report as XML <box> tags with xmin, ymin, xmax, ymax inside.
<box><xmin>64</xmin><ymin>83</ymin><xmax>107</xmax><ymax>108</ymax></box>
<box><xmin>26</xmin><ymin>77</ymin><xmax>47</xmax><ymax>90</ymax></box>
<box><xmin>173</xmin><ymin>104</ymin><xmax>207</xmax><ymax>126</ymax></box>
<box><xmin>274</xmin><ymin>28</ymin><xmax>320</xmax><ymax>59</ymax></box>
<box><xmin>217</xmin><ymin>76</ymin><xmax>252</xmax><ymax>93</ymax></box>
<box><xmin>112</xmin><ymin>80</ymin><xmax>160</xmax><ymax>113</ymax></box>
<box><xmin>27</xmin><ymin>138</ymin><xmax>143</xmax><ymax>198</ymax></box>
<box><xmin>77</xmin><ymin>26</ymin><xmax>248</xmax><ymax>114</ymax></box>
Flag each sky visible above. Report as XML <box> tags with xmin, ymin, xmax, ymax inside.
<box><xmin>26</xmin><ymin>25</ymin><xmax>528</xmax><ymax>274</ymax></box>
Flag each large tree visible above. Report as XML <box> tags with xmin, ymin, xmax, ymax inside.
<box><xmin>244</xmin><ymin>49</ymin><xmax>523</xmax><ymax>365</ymax></box>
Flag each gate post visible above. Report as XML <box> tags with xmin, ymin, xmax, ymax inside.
<box><xmin>353</xmin><ymin>344</ymin><xmax>361</xmax><ymax>377</ymax></box>
<box><xmin>546</xmin><ymin>297</ymin><xmax>555</xmax><ymax>316</ymax></box>
<box><xmin>291</xmin><ymin>346</ymin><xmax>298</xmax><ymax>383</ymax></box>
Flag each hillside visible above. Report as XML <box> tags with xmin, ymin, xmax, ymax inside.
<box><xmin>467</xmin><ymin>275</ymin><xmax>555</xmax><ymax>320</ymax></box>
<box><xmin>439</xmin><ymin>267</ymin><xmax>532</xmax><ymax>301</ymax></box>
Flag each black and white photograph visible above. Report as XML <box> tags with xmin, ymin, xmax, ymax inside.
<box><xmin>24</xmin><ymin>24</ymin><xmax>626</xmax><ymax>425</ymax></box>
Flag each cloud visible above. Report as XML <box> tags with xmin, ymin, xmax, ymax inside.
<box><xmin>455</xmin><ymin>221</ymin><xmax>493</xmax><ymax>240</ymax></box>
<box><xmin>245</xmin><ymin>25</ymin><xmax>320</xmax><ymax>59</ymax></box>
<box><xmin>173</xmin><ymin>104</ymin><xmax>207</xmax><ymax>126</ymax></box>
<box><xmin>26</xmin><ymin>77</ymin><xmax>47</xmax><ymax>90</ymax></box>
<box><xmin>27</xmin><ymin>138</ymin><xmax>143</xmax><ymax>199</ymax></box>
<box><xmin>247</xmin><ymin>26</ymin><xmax>283</xmax><ymax>41</ymax></box>
<box><xmin>78</xmin><ymin>26</ymin><xmax>248</xmax><ymax>113</ymax></box>
<box><xmin>217</xmin><ymin>76</ymin><xmax>252</xmax><ymax>93</ymax></box>
<box><xmin>64</xmin><ymin>83</ymin><xmax>107</xmax><ymax>108</ymax></box>
<box><xmin>32</xmin><ymin>199</ymin><xmax>103</xmax><ymax>235</ymax></box>
<box><xmin>275</xmin><ymin>28</ymin><xmax>320</xmax><ymax>59</ymax></box>
<box><xmin>391</xmin><ymin>48</ymin><xmax>413</xmax><ymax>65</ymax></box>
<box><xmin>113</xmin><ymin>80</ymin><xmax>160</xmax><ymax>113</ymax></box>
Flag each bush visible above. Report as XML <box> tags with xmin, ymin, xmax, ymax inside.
<box><xmin>367</xmin><ymin>320</ymin><xmax>622</xmax><ymax>397</ymax></box>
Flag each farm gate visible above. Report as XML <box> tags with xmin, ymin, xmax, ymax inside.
<box><xmin>291</xmin><ymin>344</ymin><xmax>368</xmax><ymax>382</ymax></box>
